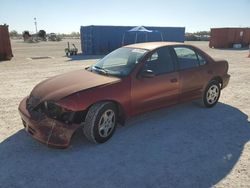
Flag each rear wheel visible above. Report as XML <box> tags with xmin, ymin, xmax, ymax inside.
<box><xmin>202</xmin><ymin>80</ymin><xmax>221</xmax><ymax>108</ymax></box>
<box><xmin>83</xmin><ymin>102</ymin><xmax>117</xmax><ymax>143</ymax></box>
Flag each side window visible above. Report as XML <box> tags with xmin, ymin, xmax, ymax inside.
<box><xmin>144</xmin><ymin>47</ymin><xmax>174</xmax><ymax>75</ymax></box>
<box><xmin>147</xmin><ymin>52</ymin><xmax>158</xmax><ymax>61</ymax></box>
<box><xmin>197</xmin><ymin>53</ymin><xmax>207</xmax><ymax>65</ymax></box>
<box><xmin>174</xmin><ymin>47</ymin><xmax>199</xmax><ymax>70</ymax></box>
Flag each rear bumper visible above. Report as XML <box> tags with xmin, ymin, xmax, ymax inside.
<box><xmin>18</xmin><ymin>97</ymin><xmax>81</xmax><ymax>148</ymax></box>
<box><xmin>222</xmin><ymin>74</ymin><xmax>230</xmax><ymax>89</ymax></box>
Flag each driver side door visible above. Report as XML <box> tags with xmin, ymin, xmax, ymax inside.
<box><xmin>131</xmin><ymin>47</ymin><xmax>180</xmax><ymax>115</ymax></box>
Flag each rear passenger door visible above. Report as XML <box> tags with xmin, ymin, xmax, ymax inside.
<box><xmin>172</xmin><ymin>46</ymin><xmax>205</xmax><ymax>102</ymax></box>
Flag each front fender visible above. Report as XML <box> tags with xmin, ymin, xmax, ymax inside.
<box><xmin>56</xmin><ymin>78</ymin><xmax>131</xmax><ymax>116</ymax></box>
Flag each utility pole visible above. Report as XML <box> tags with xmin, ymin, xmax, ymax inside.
<box><xmin>34</xmin><ymin>17</ymin><xmax>38</xmax><ymax>34</ymax></box>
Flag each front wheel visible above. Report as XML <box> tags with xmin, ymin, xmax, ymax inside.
<box><xmin>83</xmin><ymin>102</ymin><xmax>117</xmax><ymax>143</ymax></box>
<box><xmin>202</xmin><ymin>80</ymin><xmax>221</xmax><ymax>108</ymax></box>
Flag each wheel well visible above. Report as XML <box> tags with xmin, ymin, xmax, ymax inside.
<box><xmin>211</xmin><ymin>76</ymin><xmax>223</xmax><ymax>88</ymax></box>
<box><xmin>76</xmin><ymin>100</ymin><xmax>126</xmax><ymax>126</ymax></box>
<box><xmin>111</xmin><ymin>100</ymin><xmax>126</xmax><ymax>125</ymax></box>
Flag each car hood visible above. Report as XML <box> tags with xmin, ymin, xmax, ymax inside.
<box><xmin>30</xmin><ymin>69</ymin><xmax>121</xmax><ymax>103</ymax></box>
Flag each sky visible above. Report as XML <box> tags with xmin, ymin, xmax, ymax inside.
<box><xmin>0</xmin><ymin>0</ymin><xmax>249</xmax><ymax>34</ymax></box>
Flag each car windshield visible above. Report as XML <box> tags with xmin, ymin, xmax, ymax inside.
<box><xmin>91</xmin><ymin>47</ymin><xmax>148</xmax><ymax>77</ymax></box>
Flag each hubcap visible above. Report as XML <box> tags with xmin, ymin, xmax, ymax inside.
<box><xmin>206</xmin><ymin>85</ymin><xmax>219</xmax><ymax>104</ymax></box>
<box><xmin>98</xmin><ymin>109</ymin><xmax>115</xmax><ymax>138</ymax></box>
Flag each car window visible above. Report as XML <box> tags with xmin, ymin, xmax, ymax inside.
<box><xmin>94</xmin><ymin>47</ymin><xmax>147</xmax><ymax>77</ymax></box>
<box><xmin>144</xmin><ymin>47</ymin><xmax>174</xmax><ymax>75</ymax></box>
<box><xmin>174</xmin><ymin>47</ymin><xmax>199</xmax><ymax>70</ymax></box>
<box><xmin>197</xmin><ymin>53</ymin><xmax>207</xmax><ymax>65</ymax></box>
<box><xmin>147</xmin><ymin>52</ymin><xmax>158</xmax><ymax>61</ymax></box>
<box><xmin>102</xmin><ymin>58</ymin><xmax>127</xmax><ymax>67</ymax></box>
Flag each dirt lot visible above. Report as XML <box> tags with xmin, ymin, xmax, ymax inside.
<box><xmin>0</xmin><ymin>39</ymin><xmax>250</xmax><ymax>188</ymax></box>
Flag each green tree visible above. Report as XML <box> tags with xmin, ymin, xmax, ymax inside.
<box><xmin>9</xmin><ymin>30</ymin><xmax>19</xmax><ymax>37</ymax></box>
<box><xmin>70</xmin><ymin>32</ymin><xmax>80</xmax><ymax>37</ymax></box>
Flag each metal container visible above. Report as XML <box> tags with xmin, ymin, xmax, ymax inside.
<box><xmin>0</xmin><ymin>24</ymin><xmax>13</xmax><ymax>61</ymax></box>
<box><xmin>80</xmin><ymin>25</ymin><xmax>185</xmax><ymax>55</ymax></box>
<box><xmin>242</xmin><ymin>29</ymin><xmax>250</xmax><ymax>46</ymax></box>
<box><xmin>209</xmin><ymin>28</ymin><xmax>250</xmax><ymax>48</ymax></box>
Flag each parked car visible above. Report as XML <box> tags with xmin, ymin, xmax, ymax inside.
<box><xmin>47</xmin><ymin>33</ymin><xmax>62</xmax><ymax>41</ymax></box>
<box><xmin>18</xmin><ymin>42</ymin><xmax>230</xmax><ymax>148</ymax></box>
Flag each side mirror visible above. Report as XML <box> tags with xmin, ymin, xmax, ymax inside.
<box><xmin>140</xmin><ymin>69</ymin><xmax>155</xmax><ymax>78</ymax></box>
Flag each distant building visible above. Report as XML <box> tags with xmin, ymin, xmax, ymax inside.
<box><xmin>80</xmin><ymin>25</ymin><xmax>185</xmax><ymax>55</ymax></box>
<box><xmin>209</xmin><ymin>27</ymin><xmax>250</xmax><ymax>48</ymax></box>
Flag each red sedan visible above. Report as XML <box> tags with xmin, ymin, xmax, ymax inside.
<box><xmin>18</xmin><ymin>42</ymin><xmax>230</xmax><ymax>148</ymax></box>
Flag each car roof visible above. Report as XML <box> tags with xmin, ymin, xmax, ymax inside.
<box><xmin>124</xmin><ymin>42</ymin><xmax>187</xmax><ymax>51</ymax></box>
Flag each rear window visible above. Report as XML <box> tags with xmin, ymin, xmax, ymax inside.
<box><xmin>174</xmin><ymin>47</ymin><xmax>199</xmax><ymax>70</ymax></box>
<box><xmin>197</xmin><ymin>53</ymin><xmax>207</xmax><ymax>65</ymax></box>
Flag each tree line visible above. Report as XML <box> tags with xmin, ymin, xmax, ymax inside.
<box><xmin>9</xmin><ymin>30</ymin><xmax>80</xmax><ymax>38</ymax></box>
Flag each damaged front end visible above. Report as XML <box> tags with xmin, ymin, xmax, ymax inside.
<box><xmin>19</xmin><ymin>96</ymin><xmax>85</xmax><ymax>148</ymax></box>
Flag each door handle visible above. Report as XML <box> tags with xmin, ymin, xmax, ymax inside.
<box><xmin>170</xmin><ymin>78</ymin><xmax>178</xmax><ymax>83</ymax></box>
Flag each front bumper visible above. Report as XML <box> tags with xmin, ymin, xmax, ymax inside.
<box><xmin>18</xmin><ymin>97</ymin><xmax>81</xmax><ymax>148</ymax></box>
<box><xmin>222</xmin><ymin>74</ymin><xmax>230</xmax><ymax>89</ymax></box>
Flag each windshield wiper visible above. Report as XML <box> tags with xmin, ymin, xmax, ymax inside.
<box><xmin>92</xmin><ymin>66</ymin><xmax>109</xmax><ymax>75</ymax></box>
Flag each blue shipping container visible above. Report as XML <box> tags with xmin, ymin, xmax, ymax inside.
<box><xmin>80</xmin><ymin>25</ymin><xmax>185</xmax><ymax>55</ymax></box>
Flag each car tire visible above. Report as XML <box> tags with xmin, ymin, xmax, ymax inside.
<box><xmin>83</xmin><ymin>102</ymin><xmax>117</xmax><ymax>143</ymax></box>
<box><xmin>201</xmin><ymin>80</ymin><xmax>221</xmax><ymax>108</ymax></box>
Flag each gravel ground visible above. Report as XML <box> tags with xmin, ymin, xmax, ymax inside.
<box><xmin>0</xmin><ymin>40</ymin><xmax>249</xmax><ymax>188</ymax></box>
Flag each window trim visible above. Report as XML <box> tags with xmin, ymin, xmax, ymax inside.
<box><xmin>195</xmin><ymin>51</ymin><xmax>207</xmax><ymax>66</ymax></box>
